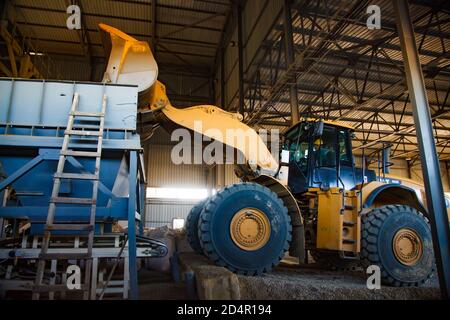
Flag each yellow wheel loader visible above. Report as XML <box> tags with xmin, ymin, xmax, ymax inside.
<box><xmin>100</xmin><ymin>24</ymin><xmax>450</xmax><ymax>286</ymax></box>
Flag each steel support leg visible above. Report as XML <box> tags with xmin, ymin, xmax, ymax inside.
<box><xmin>151</xmin><ymin>0</ymin><xmax>157</xmax><ymax>57</ymax></box>
<box><xmin>445</xmin><ymin>162</ymin><xmax>450</xmax><ymax>191</ymax></box>
<box><xmin>128</xmin><ymin>151</ymin><xmax>139</xmax><ymax>299</ymax></box>
<box><xmin>221</xmin><ymin>48</ymin><xmax>226</xmax><ymax>109</ymax></box>
<box><xmin>283</xmin><ymin>0</ymin><xmax>299</xmax><ymax>125</ymax></box>
<box><xmin>0</xmin><ymin>155</ymin><xmax>44</xmax><ymax>191</ymax></box>
<box><xmin>1</xmin><ymin>1</ymin><xmax>8</xmax><ymax>21</ymax></box>
<box><xmin>393</xmin><ymin>0</ymin><xmax>450</xmax><ymax>299</ymax></box>
<box><xmin>139</xmin><ymin>180</ymin><xmax>145</xmax><ymax>236</ymax></box>
<box><xmin>235</xmin><ymin>1</ymin><xmax>245</xmax><ymax>116</ymax></box>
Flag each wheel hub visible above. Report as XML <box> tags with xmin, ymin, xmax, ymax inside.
<box><xmin>230</xmin><ymin>208</ymin><xmax>270</xmax><ymax>251</ymax></box>
<box><xmin>392</xmin><ymin>228</ymin><xmax>423</xmax><ymax>266</ymax></box>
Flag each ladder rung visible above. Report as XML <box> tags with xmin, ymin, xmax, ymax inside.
<box><xmin>50</xmin><ymin>197</ymin><xmax>95</xmax><ymax>205</ymax></box>
<box><xmin>72</xmin><ymin>124</ymin><xmax>100</xmax><ymax>129</ymax></box>
<box><xmin>65</xmin><ymin>129</ymin><xmax>102</xmax><ymax>136</ymax></box>
<box><xmin>71</xmin><ymin>111</ymin><xmax>104</xmax><ymax>118</ymax></box>
<box><xmin>33</xmin><ymin>284</ymin><xmax>89</xmax><ymax>293</ymax></box>
<box><xmin>39</xmin><ymin>253</ymin><xmax>91</xmax><ymax>260</ymax></box>
<box><xmin>344</xmin><ymin>205</ymin><xmax>355</xmax><ymax>210</ymax></box>
<box><xmin>46</xmin><ymin>224</ymin><xmax>94</xmax><ymax>231</ymax></box>
<box><xmin>55</xmin><ymin>173</ymin><xmax>98</xmax><ymax>180</ymax></box>
<box><xmin>343</xmin><ymin>221</ymin><xmax>356</xmax><ymax>227</ymax></box>
<box><xmin>61</xmin><ymin>150</ymin><xmax>101</xmax><ymax>158</ymax></box>
<box><xmin>343</xmin><ymin>239</ymin><xmax>356</xmax><ymax>244</ymax></box>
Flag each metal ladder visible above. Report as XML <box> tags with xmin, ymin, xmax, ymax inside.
<box><xmin>32</xmin><ymin>92</ymin><xmax>107</xmax><ymax>300</ymax></box>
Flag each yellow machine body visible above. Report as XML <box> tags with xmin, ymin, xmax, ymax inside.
<box><xmin>315</xmin><ymin>188</ymin><xmax>360</xmax><ymax>253</ymax></box>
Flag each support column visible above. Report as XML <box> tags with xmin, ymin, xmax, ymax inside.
<box><xmin>1</xmin><ymin>1</ymin><xmax>7</xmax><ymax>21</ymax></box>
<box><xmin>151</xmin><ymin>0</ymin><xmax>157</xmax><ymax>57</ymax></box>
<box><xmin>128</xmin><ymin>151</ymin><xmax>139</xmax><ymax>299</ymax></box>
<box><xmin>283</xmin><ymin>0</ymin><xmax>299</xmax><ymax>125</ymax></box>
<box><xmin>221</xmin><ymin>48</ymin><xmax>226</xmax><ymax>109</ymax></box>
<box><xmin>235</xmin><ymin>1</ymin><xmax>245</xmax><ymax>116</ymax></box>
<box><xmin>393</xmin><ymin>0</ymin><xmax>450</xmax><ymax>299</ymax></box>
<box><xmin>445</xmin><ymin>161</ymin><xmax>450</xmax><ymax>191</ymax></box>
<box><xmin>406</xmin><ymin>159</ymin><xmax>412</xmax><ymax>179</ymax></box>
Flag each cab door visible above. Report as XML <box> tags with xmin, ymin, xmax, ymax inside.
<box><xmin>312</xmin><ymin>125</ymin><xmax>356</xmax><ymax>190</ymax></box>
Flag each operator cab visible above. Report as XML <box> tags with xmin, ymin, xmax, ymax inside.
<box><xmin>282</xmin><ymin>120</ymin><xmax>376</xmax><ymax>195</ymax></box>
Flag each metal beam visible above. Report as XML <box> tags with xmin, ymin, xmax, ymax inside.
<box><xmin>394</xmin><ymin>0</ymin><xmax>450</xmax><ymax>299</ymax></box>
<box><xmin>283</xmin><ymin>0</ymin><xmax>299</xmax><ymax>125</ymax></box>
<box><xmin>128</xmin><ymin>151</ymin><xmax>138</xmax><ymax>300</ymax></box>
<box><xmin>1</xmin><ymin>0</ymin><xmax>7</xmax><ymax>20</ymax></box>
<box><xmin>67</xmin><ymin>0</ymin><xmax>94</xmax><ymax>80</ymax></box>
<box><xmin>151</xmin><ymin>0</ymin><xmax>157</xmax><ymax>57</ymax></box>
<box><xmin>221</xmin><ymin>47</ymin><xmax>226</xmax><ymax>108</ymax></box>
<box><xmin>446</xmin><ymin>161</ymin><xmax>450</xmax><ymax>190</ymax></box>
<box><xmin>109</xmin><ymin>0</ymin><xmax>228</xmax><ymax>16</ymax></box>
<box><xmin>290</xmin><ymin>3</ymin><xmax>450</xmax><ymax>44</ymax></box>
<box><xmin>12</xmin><ymin>4</ymin><xmax>224</xmax><ymax>33</ymax></box>
<box><xmin>245</xmin><ymin>0</ymin><xmax>369</xmax><ymax>125</ymax></box>
<box><xmin>0</xmin><ymin>155</ymin><xmax>44</xmax><ymax>192</ymax></box>
<box><xmin>16</xmin><ymin>23</ymin><xmax>217</xmax><ymax>49</ymax></box>
<box><xmin>235</xmin><ymin>1</ymin><xmax>245</xmax><ymax>116</ymax></box>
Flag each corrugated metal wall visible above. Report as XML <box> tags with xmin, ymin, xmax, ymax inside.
<box><xmin>410</xmin><ymin>162</ymin><xmax>450</xmax><ymax>192</ymax></box>
<box><xmin>145</xmin><ymin>198</ymin><xmax>199</xmax><ymax>228</ymax></box>
<box><xmin>144</xmin><ymin>129</ymin><xmax>241</xmax><ymax>228</ymax></box>
<box><xmin>355</xmin><ymin>156</ymin><xmax>450</xmax><ymax>191</ymax></box>
<box><xmin>214</xmin><ymin>163</ymin><xmax>241</xmax><ymax>188</ymax></box>
<box><xmin>147</xmin><ymin>144</ymin><xmax>209</xmax><ymax>188</ymax></box>
<box><xmin>354</xmin><ymin>157</ymin><xmax>410</xmax><ymax>178</ymax></box>
<box><xmin>146</xmin><ymin>129</ymin><xmax>209</xmax><ymax>188</ymax></box>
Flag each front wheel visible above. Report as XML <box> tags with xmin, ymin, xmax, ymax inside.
<box><xmin>198</xmin><ymin>183</ymin><xmax>292</xmax><ymax>275</ymax></box>
<box><xmin>361</xmin><ymin>205</ymin><xmax>435</xmax><ymax>287</ymax></box>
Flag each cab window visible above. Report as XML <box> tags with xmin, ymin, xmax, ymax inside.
<box><xmin>284</xmin><ymin>126</ymin><xmax>309</xmax><ymax>168</ymax></box>
<box><xmin>316</xmin><ymin>126</ymin><xmax>352</xmax><ymax>167</ymax></box>
<box><xmin>317</xmin><ymin>125</ymin><xmax>336</xmax><ymax>167</ymax></box>
<box><xmin>338</xmin><ymin>129</ymin><xmax>352</xmax><ymax>166</ymax></box>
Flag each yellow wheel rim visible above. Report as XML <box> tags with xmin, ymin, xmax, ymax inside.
<box><xmin>229</xmin><ymin>208</ymin><xmax>271</xmax><ymax>251</ymax></box>
<box><xmin>392</xmin><ymin>228</ymin><xmax>423</xmax><ymax>266</ymax></box>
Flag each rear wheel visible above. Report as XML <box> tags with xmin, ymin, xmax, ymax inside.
<box><xmin>186</xmin><ymin>199</ymin><xmax>207</xmax><ymax>253</ymax></box>
<box><xmin>361</xmin><ymin>205</ymin><xmax>434</xmax><ymax>287</ymax></box>
<box><xmin>198</xmin><ymin>183</ymin><xmax>292</xmax><ymax>275</ymax></box>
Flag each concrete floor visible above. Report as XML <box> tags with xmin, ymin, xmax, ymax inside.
<box><xmin>139</xmin><ymin>269</ymin><xmax>188</xmax><ymax>300</ymax></box>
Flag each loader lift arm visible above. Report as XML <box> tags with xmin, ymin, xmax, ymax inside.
<box><xmin>99</xmin><ymin>23</ymin><xmax>278</xmax><ymax>177</ymax></box>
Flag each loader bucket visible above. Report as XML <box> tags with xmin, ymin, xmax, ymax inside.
<box><xmin>99</xmin><ymin>23</ymin><xmax>158</xmax><ymax>106</ymax></box>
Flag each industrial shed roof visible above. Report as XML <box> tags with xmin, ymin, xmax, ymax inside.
<box><xmin>5</xmin><ymin>0</ymin><xmax>228</xmax><ymax>66</ymax></box>
<box><xmin>236</xmin><ymin>0</ymin><xmax>450</xmax><ymax>162</ymax></box>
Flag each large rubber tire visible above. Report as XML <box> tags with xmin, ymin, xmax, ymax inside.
<box><xmin>186</xmin><ymin>199</ymin><xmax>207</xmax><ymax>254</ymax></box>
<box><xmin>198</xmin><ymin>183</ymin><xmax>292</xmax><ymax>275</ymax></box>
<box><xmin>310</xmin><ymin>250</ymin><xmax>359</xmax><ymax>271</ymax></box>
<box><xmin>361</xmin><ymin>205</ymin><xmax>435</xmax><ymax>287</ymax></box>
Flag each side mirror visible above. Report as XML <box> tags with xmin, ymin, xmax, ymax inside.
<box><xmin>313</xmin><ymin>122</ymin><xmax>324</xmax><ymax>137</ymax></box>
